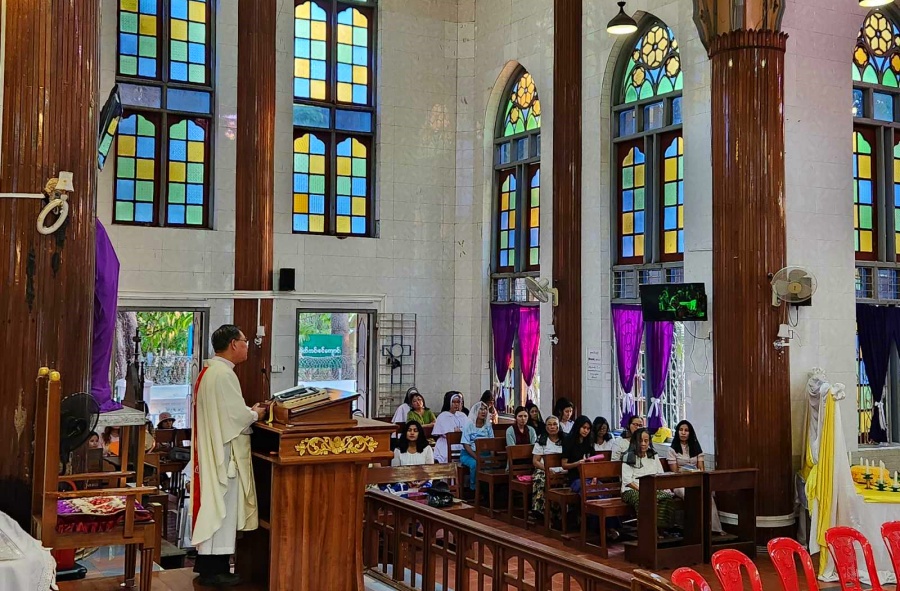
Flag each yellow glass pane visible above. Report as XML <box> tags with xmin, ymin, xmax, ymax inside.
<box><xmin>352</xmin><ymin>140</ymin><xmax>366</xmax><ymax>158</ymax></box>
<box><xmin>336</xmin><ymin>216</ymin><xmax>351</xmax><ymax>233</ymax></box>
<box><xmin>622</xmin><ymin>212</ymin><xmax>634</xmax><ymax>234</ymax></box>
<box><xmin>665</xmin><ymin>158</ymin><xmax>677</xmax><ymax>181</ymax></box>
<box><xmin>677</xmin><ymin>137</ymin><xmax>684</xmax><ymax>153</ymax></box>
<box><xmin>311</xmin><ymin>21</ymin><xmax>327</xmax><ymax>41</ymax></box>
<box><xmin>677</xmin><ymin>205</ymin><xmax>683</xmax><ymax>228</ymax></box>
<box><xmin>295</xmin><ymin>134</ymin><xmax>310</xmax><ymax>153</ymax></box>
<box><xmin>310</xmin><ymin>80</ymin><xmax>326</xmax><ymax>100</ymax></box>
<box><xmin>294</xmin><ymin>194</ymin><xmax>308</xmax><ymax>213</ymax></box>
<box><xmin>337</xmin><ymin>24</ymin><xmax>352</xmax><ymax>44</ymax></box>
<box><xmin>310</xmin><ymin>215</ymin><xmax>325</xmax><ymax>233</ymax></box>
<box><xmin>353</xmin><ymin>65</ymin><xmax>367</xmax><ymax>84</ymax></box>
<box><xmin>853</xmin><ymin>132</ymin><xmax>859</xmax><ymax>152</ymax></box>
<box><xmin>860</xmin><ymin>231</ymin><xmax>873</xmax><ymax>253</ymax></box>
<box><xmin>296</xmin><ymin>1</ymin><xmax>310</xmax><ymax>19</ymax></box>
<box><xmin>171</xmin><ymin>19</ymin><xmax>188</xmax><ymax>41</ymax></box>
<box><xmin>623</xmin><ymin>149</ymin><xmax>634</xmax><ymax>166</ymax></box>
<box><xmin>530</xmin><ymin>208</ymin><xmax>539</xmax><ymax>227</ymax></box>
<box><xmin>501</xmin><ymin>193</ymin><xmax>509</xmax><ymax>211</ymax></box>
<box><xmin>295</xmin><ymin>59</ymin><xmax>310</xmax><ymax>78</ymax></box>
<box><xmin>894</xmin><ymin>157</ymin><xmax>900</xmax><ymax>181</ymax></box>
<box><xmin>139</xmin><ymin>14</ymin><xmax>157</xmax><ymax>35</ymax></box>
<box><xmin>509</xmin><ymin>210</ymin><xmax>516</xmax><ymax>228</ymax></box>
<box><xmin>352</xmin><ymin>197</ymin><xmax>366</xmax><ymax>215</ymax></box>
<box><xmin>635</xmin><ymin>164</ymin><xmax>645</xmax><ymax>188</ymax></box>
<box><xmin>854</xmin><ymin>207</ymin><xmax>860</xmax><ymax>228</ymax></box>
<box><xmin>169</xmin><ymin>162</ymin><xmax>185</xmax><ymax>182</ymax></box>
<box><xmin>136</xmin><ymin>159</ymin><xmax>155</xmax><ymax>180</ymax></box>
<box><xmin>635</xmin><ymin>235</ymin><xmax>645</xmax><ymax>256</ymax></box>
<box><xmin>309</xmin><ymin>155</ymin><xmax>325</xmax><ymax>174</ymax></box>
<box><xmin>664</xmin><ymin>231</ymin><xmax>677</xmax><ymax>254</ymax></box>
<box><xmin>337</xmin><ymin>156</ymin><xmax>351</xmax><ymax>176</ymax></box>
<box><xmin>118</xmin><ymin>136</ymin><xmax>136</xmax><ymax>157</ymax></box>
<box><xmin>337</xmin><ymin>83</ymin><xmax>352</xmax><ymax>102</ymax></box>
<box><xmin>858</xmin><ymin>155</ymin><xmax>872</xmax><ymax>179</ymax></box>
<box><xmin>187</xmin><ymin>141</ymin><xmax>204</xmax><ymax>163</ymax></box>
<box><xmin>896</xmin><ymin>233</ymin><xmax>900</xmax><ymax>256</ymax></box>
<box><xmin>353</xmin><ymin>9</ymin><xmax>367</xmax><ymax>27</ymax></box>
<box><xmin>188</xmin><ymin>1</ymin><xmax>205</xmax><ymax>22</ymax></box>
<box><xmin>121</xmin><ymin>0</ymin><xmax>138</xmax><ymax>12</ymax></box>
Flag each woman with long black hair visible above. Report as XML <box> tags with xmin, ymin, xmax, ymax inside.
<box><xmin>391</xmin><ymin>420</ymin><xmax>434</xmax><ymax>466</ymax></box>
<box><xmin>667</xmin><ymin>420</ymin><xmax>724</xmax><ymax>533</ymax></box>
<box><xmin>561</xmin><ymin>415</ymin><xmax>595</xmax><ymax>492</ymax></box>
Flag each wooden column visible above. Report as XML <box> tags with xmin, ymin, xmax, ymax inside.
<box><xmin>233</xmin><ymin>0</ymin><xmax>276</xmax><ymax>404</ymax></box>
<box><xmin>0</xmin><ymin>0</ymin><xmax>99</xmax><ymax>526</ymax></box>
<box><xmin>708</xmin><ymin>26</ymin><xmax>793</xmax><ymax>537</ymax></box>
<box><xmin>551</xmin><ymin>0</ymin><xmax>583</xmax><ymax>412</ymax></box>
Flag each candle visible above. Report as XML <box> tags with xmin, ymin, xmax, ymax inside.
<box><xmin>894</xmin><ymin>470</ymin><xmax>898</xmax><ymax>486</ymax></box>
<box><xmin>860</xmin><ymin>457</ymin><xmax>865</xmax><ymax>468</ymax></box>
<box><xmin>865</xmin><ymin>459</ymin><xmax>871</xmax><ymax>475</ymax></box>
<box><xmin>881</xmin><ymin>461</ymin><xmax>887</xmax><ymax>484</ymax></box>
<box><xmin>849</xmin><ymin>452</ymin><xmax>852</xmax><ymax>465</ymax></box>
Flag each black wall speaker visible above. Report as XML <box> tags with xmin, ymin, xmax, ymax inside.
<box><xmin>278</xmin><ymin>268</ymin><xmax>296</xmax><ymax>291</ymax></box>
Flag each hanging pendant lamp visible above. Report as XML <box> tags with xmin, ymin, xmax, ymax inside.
<box><xmin>859</xmin><ymin>0</ymin><xmax>894</xmax><ymax>7</ymax></box>
<box><xmin>607</xmin><ymin>1</ymin><xmax>638</xmax><ymax>35</ymax></box>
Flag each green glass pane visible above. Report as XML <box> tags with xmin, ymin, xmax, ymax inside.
<box><xmin>100</xmin><ymin>134</ymin><xmax>114</xmax><ymax>155</ymax></box>
<box><xmin>895</xmin><ymin>208</ymin><xmax>900</xmax><ymax>229</ymax></box>
<box><xmin>864</xmin><ymin>65</ymin><xmax>879</xmax><ymax>84</ymax></box>
<box><xmin>187</xmin><ymin>163</ymin><xmax>204</xmax><ymax>183</ymax></box>
<box><xmin>658</xmin><ymin>77</ymin><xmax>674</xmax><ymax>95</ymax></box>
<box><xmin>351</xmin><ymin>157</ymin><xmax>366</xmax><ymax>176</ymax></box>
<box><xmin>170</xmin><ymin>121</ymin><xmax>186</xmax><ymax>140</ymax></box>
<box><xmin>171</xmin><ymin>40</ymin><xmax>188</xmax><ymax>61</ymax></box>
<box><xmin>188</xmin><ymin>65</ymin><xmax>205</xmax><ymax>83</ymax></box>
<box><xmin>120</xmin><ymin>12</ymin><xmax>138</xmax><ymax>34</ymax></box>
<box><xmin>120</xmin><ymin>55</ymin><xmax>138</xmax><ymax>75</ymax></box>
<box><xmin>509</xmin><ymin>252</ymin><xmax>515</xmax><ymax>267</ymax></box>
<box><xmin>853</xmin><ymin>66</ymin><xmax>862</xmax><ymax>82</ymax></box>
<box><xmin>884</xmin><ymin>73</ymin><xmax>899</xmax><ymax>88</ymax></box>
<box><xmin>296</xmin><ymin>154</ymin><xmax>309</xmax><ymax>172</ymax></box>
<box><xmin>500</xmin><ymin>233</ymin><xmax>508</xmax><ymax>249</ymax></box>
<box><xmin>309</xmin><ymin>175</ymin><xmax>325</xmax><ymax>193</ymax></box>
<box><xmin>526</xmin><ymin>112</ymin><xmax>538</xmax><ymax>131</ymax></box>
<box><xmin>664</xmin><ymin>182</ymin><xmax>677</xmax><ymax>206</ymax></box>
<box><xmin>117</xmin><ymin>157</ymin><xmax>135</xmax><ymax>178</ymax></box>
<box><xmin>352</xmin><ymin>28</ymin><xmax>368</xmax><ymax>49</ymax></box>
<box><xmin>336</xmin><ymin>177</ymin><xmax>351</xmax><ymax>194</ymax></box>
<box><xmin>137</xmin><ymin>117</ymin><xmax>154</xmax><ymax>136</ymax></box>
<box><xmin>625</xmin><ymin>86</ymin><xmax>637</xmax><ymax>104</ymax></box>
<box><xmin>188</xmin><ymin>22</ymin><xmax>206</xmax><ymax>43</ymax></box>
<box><xmin>855</xmin><ymin>233</ymin><xmax>861</xmax><ymax>251</ymax></box>
<box><xmin>678</xmin><ymin>158</ymin><xmax>683</xmax><ymax>178</ymax></box>
<box><xmin>530</xmin><ymin>188</ymin><xmax>539</xmax><ymax>207</ymax></box>
<box><xmin>858</xmin><ymin>133</ymin><xmax>872</xmax><ymax>154</ymax></box>
<box><xmin>504</xmin><ymin>122</ymin><xmax>514</xmax><ymax>136</ymax></box>
<box><xmin>168</xmin><ymin>183</ymin><xmax>186</xmax><ymax>203</ymax></box>
<box><xmin>509</xmin><ymin>193</ymin><xmax>516</xmax><ymax>209</ymax></box>
<box><xmin>186</xmin><ymin>206</ymin><xmax>203</xmax><ymax>225</ymax></box>
<box><xmin>860</xmin><ymin>205</ymin><xmax>873</xmax><ymax>229</ymax></box>
<box><xmin>622</xmin><ymin>167</ymin><xmax>633</xmax><ymax>189</ymax></box>
<box><xmin>673</xmin><ymin>72</ymin><xmax>683</xmax><ymax>92</ymax></box>
<box><xmin>136</xmin><ymin>181</ymin><xmax>154</xmax><ymax>201</ymax></box>
<box><xmin>854</xmin><ymin>181</ymin><xmax>859</xmax><ymax>203</ymax></box>
<box><xmin>115</xmin><ymin>202</ymin><xmax>135</xmax><ymax>221</ymax></box>
<box><xmin>311</xmin><ymin>40</ymin><xmax>326</xmax><ymax>60</ymax></box>
<box><xmin>635</xmin><ymin>188</ymin><xmax>645</xmax><ymax>210</ymax></box>
<box><xmin>139</xmin><ymin>36</ymin><xmax>156</xmax><ymax>58</ymax></box>
<box><xmin>639</xmin><ymin>83</ymin><xmax>653</xmax><ymax>99</ymax></box>
<box><xmin>530</xmin><ymin>249</ymin><xmax>539</xmax><ymax>266</ymax></box>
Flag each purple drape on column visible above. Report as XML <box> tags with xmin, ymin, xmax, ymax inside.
<box><xmin>518</xmin><ymin>306</ymin><xmax>540</xmax><ymax>387</ymax></box>
<box><xmin>491</xmin><ymin>303</ymin><xmax>520</xmax><ymax>384</ymax></box>
<box><xmin>645</xmin><ymin>321</ymin><xmax>674</xmax><ymax>434</ymax></box>
<box><xmin>93</xmin><ymin>221</ymin><xmax>122</xmax><ymax>412</ymax></box>
<box><xmin>858</xmin><ymin>303</ymin><xmax>894</xmax><ymax>443</ymax></box>
<box><xmin>612</xmin><ymin>304</ymin><xmax>644</xmax><ymax>429</ymax></box>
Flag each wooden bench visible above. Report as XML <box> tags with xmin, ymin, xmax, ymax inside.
<box><xmin>579</xmin><ymin>459</ymin><xmax>632</xmax><ymax>558</ymax></box>
<box><xmin>367</xmin><ymin>463</ymin><xmax>461</xmax><ymax>499</ymax></box>
<box><xmin>474</xmin><ymin>437</ymin><xmax>508</xmax><ymax>517</ymax></box>
<box><xmin>543</xmin><ymin>453</ymin><xmax>579</xmax><ymax>538</ymax></box>
<box><xmin>507</xmin><ymin>444</ymin><xmax>536</xmax><ymax>527</ymax></box>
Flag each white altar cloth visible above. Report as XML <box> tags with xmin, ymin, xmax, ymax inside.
<box><xmin>0</xmin><ymin>511</ymin><xmax>56</xmax><ymax>590</ymax></box>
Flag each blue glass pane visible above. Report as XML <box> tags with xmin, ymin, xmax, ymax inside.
<box><xmin>895</xmin><ymin>184</ymin><xmax>900</xmax><ymax>208</ymax></box>
<box><xmin>309</xmin><ymin>194</ymin><xmax>325</xmax><ymax>212</ymax></box>
<box><xmin>293</xmin><ymin>103</ymin><xmax>330</xmax><ymax>128</ymax></box>
<box><xmin>351</xmin><ymin>177</ymin><xmax>366</xmax><ymax>196</ymax></box>
<box><xmin>138</xmin><ymin>58</ymin><xmax>156</xmax><ymax>78</ymax></box>
<box><xmin>137</xmin><ymin>137</ymin><xmax>155</xmax><ymax>158</ymax></box>
<box><xmin>335</xmin><ymin>109</ymin><xmax>372</xmax><ymax>132</ymax></box>
<box><xmin>498</xmin><ymin>143</ymin><xmax>510</xmax><ymax>164</ymax></box>
<box><xmin>293</xmin><ymin>215</ymin><xmax>309</xmax><ymax>232</ymax></box>
<box><xmin>120</xmin><ymin>34</ymin><xmax>138</xmax><ymax>55</ymax></box>
<box><xmin>859</xmin><ymin>180</ymin><xmax>873</xmax><ymax>204</ymax></box>
<box><xmin>140</xmin><ymin>0</ymin><xmax>157</xmax><ymax>14</ymax></box>
<box><xmin>874</xmin><ymin>92</ymin><xmax>894</xmax><ymax>122</ymax></box>
<box><xmin>634</xmin><ymin>211</ymin><xmax>645</xmax><ymax>233</ymax></box>
<box><xmin>351</xmin><ymin>218</ymin><xmax>366</xmax><ymax>233</ymax></box>
<box><xmin>643</xmin><ymin>101</ymin><xmax>664</xmax><ymax>130</ymax></box>
<box><xmin>530</xmin><ymin>228</ymin><xmax>539</xmax><ymax>246</ymax></box>
<box><xmin>618</xmin><ymin>109</ymin><xmax>635</xmax><ymax>136</ymax></box>
<box><xmin>352</xmin><ymin>86</ymin><xmax>367</xmax><ymax>104</ymax></box>
<box><xmin>171</xmin><ymin>0</ymin><xmax>187</xmax><ymax>19</ymax></box>
<box><xmin>187</xmin><ymin>184</ymin><xmax>203</xmax><ymax>204</ymax></box>
<box><xmin>168</xmin><ymin>205</ymin><xmax>186</xmax><ymax>224</ymax></box>
<box><xmin>167</xmin><ymin>88</ymin><xmax>211</xmax><ymax>114</ymax></box>
<box><xmin>622</xmin><ymin>190</ymin><xmax>633</xmax><ymax>211</ymax></box>
<box><xmin>169</xmin><ymin>140</ymin><xmax>186</xmax><ymax>160</ymax></box>
<box><xmin>170</xmin><ymin>62</ymin><xmax>188</xmax><ymax>82</ymax></box>
<box><xmin>853</xmin><ymin>89</ymin><xmax>864</xmax><ymax>118</ymax></box>
<box><xmin>622</xmin><ymin>236</ymin><xmax>634</xmax><ymax>258</ymax></box>
<box><xmin>337</xmin><ymin>196</ymin><xmax>351</xmax><ymax>215</ymax></box>
<box><xmin>135</xmin><ymin>202</ymin><xmax>154</xmax><ymax>222</ymax></box>
<box><xmin>119</xmin><ymin>83</ymin><xmax>162</xmax><ymax>108</ymax></box>
<box><xmin>672</xmin><ymin>96</ymin><xmax>683</xmax><ymax>125</ymax></box>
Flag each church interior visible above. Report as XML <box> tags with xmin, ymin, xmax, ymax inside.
<box><xmin>3</xmin><ymin>0</ymin><xmax>900</xmax><ymax>589</ymax></box>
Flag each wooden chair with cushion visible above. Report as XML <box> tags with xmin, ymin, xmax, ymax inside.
<box><xmin>32</xmin><ymin>368</ymin><xmax>160</xmax><ymax>591</ymax></box>
<box><xmin>543</xmin><ymin>453</ymin><xmax>579</xmax><ymax>538</ymax></box>
<box><xmin>579</xmin><ymin>460</ymin><xmax>632</xmax><ymax>557</ymax></box>
<box><xmin>506</xmin><ymin>443</ymin><xmax>536</xmax><ymax>527</ymax></box>
<box><xmin>474</xmin><ymin>437</ymin><xmax>508</xmax><ymax>517</ymax></box>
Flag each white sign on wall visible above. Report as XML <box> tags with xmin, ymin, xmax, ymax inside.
<box><xmin>586</xmin><ymin>348</ymin><xmax>602</xmax><ymax>382</ymax></box>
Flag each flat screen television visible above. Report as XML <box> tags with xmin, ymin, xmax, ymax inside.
<box><xmin>640</xmin><ymin>282</ymin><xmax>708</xmax><ymax>321</ymax></box>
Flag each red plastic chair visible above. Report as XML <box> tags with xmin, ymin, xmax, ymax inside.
<box><xmin>882</xmin><ymin>521</ymin><xmax>900</xmax><ymax>584</ymax></box>
<box><xmin>767</xmin><ymin>537</ymin><xmax>819</xmax><ymax>591</ymax></box>
<box><xmin>671</xmin><ymin>567</ymin><xmax>713</xmax><ymax>591</ymax></box>
<box><xmin>824</xmin><ymin>526</ymin><xmax>885</xmax><ymax>591</ymax></box>
<box><xmin>711</xmin><ymin>549</ymin><xmax>763</xmax><ymax>591</ymax></box>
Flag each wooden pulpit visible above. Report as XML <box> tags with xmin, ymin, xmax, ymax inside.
<box><xmin>237</xmin><ymin>389</ymin><xmax>395</xmax><ymax>591</ymax></box>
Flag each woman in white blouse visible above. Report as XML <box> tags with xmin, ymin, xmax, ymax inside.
<box><xmin>593</xmin><ymin>416</ymin><xmax>615</xmax><ymax>452</ymax></box>
<box><xmin>530</xmin><ymin>416</ymin><xmax>563</xmax><ymax>516</ymax></box>
<box><xmin>621</xmin><ymin>428</ymin><xmax>676</xmax><ymax>531</ymax></box>
<box><xmin>554</xmin><ymin>398</ymin><xmax>575</xmax><ymax>433</ymax></box>
<box><xmin>432</xmin><ymin>392</ymin><xmax>468</xmax><ymax>463</ymax></box>
<box><xmin>667</xmin><ymin>420</ymin><xmax>724</xmax><ymax>533</ymax></box>
<box><xmin>391</xmin><ymin>420</ymin><xmax>435</xmax><ymax>466</ymax></box>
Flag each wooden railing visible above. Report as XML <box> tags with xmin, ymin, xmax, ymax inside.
<box><xmin>363</xmin><ymin>489</ymin><xmax>633</xmax><ymax>591</ymax></box>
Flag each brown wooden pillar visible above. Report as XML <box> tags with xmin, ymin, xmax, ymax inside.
<box><xmin>0</xmin><ymin>0</ymin><xmax>100</xmax><ymax>525</ymax></box>
<box><xmin>233</xmin><ymin>0</ymin><xmax>276</xmax><ymax>404</ymax></box>
<box><xmin>552</xmin><ymin>0</ymin><xmax>583</xmax><ymax>412</ymax></box>
<box><xmin>697</xmin><ymin>0</ymin><xmax>793</xmax><ymax>539</ymax></box>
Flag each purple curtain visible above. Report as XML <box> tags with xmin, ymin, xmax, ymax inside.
<box><xmin>491</xmin><ymin>303</ymin><xmax>520</xmax><ymax>384</ymax></box>
<box><xmin>518</xmin><ymin>306</ymin><xmax>540</xmax><ymax>387</ymax></box>
<box><xmin>645</xmin><ymin>321</ymin><xmax>674</xmax><ymax>434</ymax></box>
<box><xmin>92</xmin><ymin>221</ymin><xmax>123</xmax><ymax>412</ymax></box>
<box><xmin>612</xmin><ymin>304</ymin><xmax>644</xmax><ymax>428</ymax></box>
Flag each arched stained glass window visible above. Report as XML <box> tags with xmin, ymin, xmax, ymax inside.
<box><xmin>501</xmin><ymin>72</ymin><xmax>542</xmax><ymax>136</ymax></box>
<box><xmin>292</xmin><ymin>0</ymin><xmax>376</xmax><ymax>237</ymax></box>
<box><xmin>114</xmin><ymin>0</ymin><xmax>214</xmax><ymax>227</ymax></box>
<box><xmin>621</xmin><ymin>25</ymin><xmax>682</xmax><ymax>104</ymax></box>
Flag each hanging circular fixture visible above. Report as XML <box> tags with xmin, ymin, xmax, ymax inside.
<box><xmin>607</xmin><ymin>1</ymin><xmax>638</xmax><ymax>35</ymax></box>
<box><xmin>859</xmin><ymin>0</ymin><xmax>894</xmax><ymax>7</ymax></box>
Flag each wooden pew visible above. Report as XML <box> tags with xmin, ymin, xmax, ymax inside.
<box><xmin>544</xmin><ymin>453</ymin><xmax>579</xmax><ymax>538</ymax></box>
<box><xmin>366</xmin><ymin>463</ymin><xmax>473</xmax><ymax>518</ymax></box>
<box><xmin>703</xmin><ymin>468</ymin><xmax>757</xmax><ymax>561</ymax></box>
<box><xmin>506</xmin><ymin>444</ymin><xmax>536</xmax><ymax>527</ymax></box>
<box><xmin>474</xmin><ymin>437</ymin><xmax>508</xmax><ymax>517</ymax></box>
<box><xmin>579</xmin><ymin>459</ymin><xmax>632</xmax><ymax>558</ymax></box>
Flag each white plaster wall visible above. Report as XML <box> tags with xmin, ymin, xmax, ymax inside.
<box><xmin>783</xmin><ymin>0</ymin><xmax>867</xmax><ymax>456</ymax></box>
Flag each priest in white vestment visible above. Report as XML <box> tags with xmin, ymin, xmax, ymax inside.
<box><xmin>191</xmin><ymin>324</ymin><xmax>266</xmax><ymax>587</ymax></box>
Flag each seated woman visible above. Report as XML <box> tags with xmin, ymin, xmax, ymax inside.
<box><xmin>392</xmin><ymin>387</ymin><xmax>419</xmax><ymax>423</ymax></box>
<box><xmin>156</xmin><ymin>411</ymin><xmax>176</xmax><ymax>430</ymax></box>
<box><xmin>531</xmin><ymin>415</ymin><xmax>563</xmax><ymax>517</ymax></box>
<box><xmin>561</xmin><ymin>416</ymin><xmax>595</xmax><ymax>492</ymax></box>
<box><xmin>406</xmin><ymin>392</ymin><xmax>436</xmax><ymax>427</ymax></box>
<box><xmin>667</xmin><ymin>420</ymin><xmax>724</xmax><ymax>534</ymax></box>
<box><xmin>612</xmin><ymin>415</ymin><xmax>644</xmax><ymax>461</ymax></box>
<box><xmin>525</xmin><ymin>401</ymin><xmax>545</xmax><ymax>437</ymax></box>
<box><xmin>459</xmin><ymin>404</ymin><xmax>494</xmax><ymax>490</ymax></box>
<box><xmin>101</xmin><ymin>426</ymin><xmax>120</xmax><ymax>456</ymax></box>
<box><xmin>554</xmin><ymin>398</ymin><xmax>576</xmax><ymax>434</ymax></box>
<box><xmin>469</xmin><ymin>390</ymin><xmax>498</xmax><ymax>425</ymax></box>
<box><xmin>621</xmin><ymin>428</ymin><xmax>677</xmax><ymax>532</ymax></box>
<box><xmin>593</xmin><ymin>416</ymin><xmax>614</xmax><ymax>452</ymax></box>
<box><xmin>432</xmin><ymin>392</ymin><xmax>468</xmax><ymax>463</ymax></box>
<box><xmin>392</xmin><ymin>420</ymin><xmax>435</xmax><ymax>466</ymax></box>
<box><xmin>506</xmin><ymin>406</ymin><xmax>537</xmax><ymax>446</ymax></box>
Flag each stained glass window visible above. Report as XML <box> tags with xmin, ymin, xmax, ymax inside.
<box><xmin>853</xmin><ymin>12</ymin><xmax>900</xmax><ymax>87</ymax></box>
<box><xmin>497</xmin><ymin>172</ymin><xmax>517</xmax><ymax>270</ymax></box>
<box><xmin>619</xmin><ymin>145</ymin><xmax>646</xmax><ymax>262</ymax></box>
<box><xmin>895</xmin><ymin>140</ymin><xmax>900</xmax><ymax>259</ymax></box>
<box><xmin>854</xmin><ymin>131</ymin><xmax>876</xmax><ymax>258</ymax></box>
<box><xmin>501</xmin><ymin>72</ymin><xmax>541</xmax><ymax>137</ymax></box>
<box><xmin>528</xmin><ymin>166</ymin><xmax>540</xmax><ymax>268</ymax></box>
<box><xmin>292</xmin><ymin>0</ymin><xmax>376</xmax><ymax>236</ymax></box>
<box><xmin>114</xmin><ymin>0</ymin><xmax>215</xmax><ymax>227</ymax></box>
<box><xmin>662</xmin><ymin>135</ymin><xmax>684</xmax><ymax>257</ymax></box>
<box><xmin>622</xmin><ymin>25</ymin><xmax>682</xmax><ymax>104</ymax></box>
